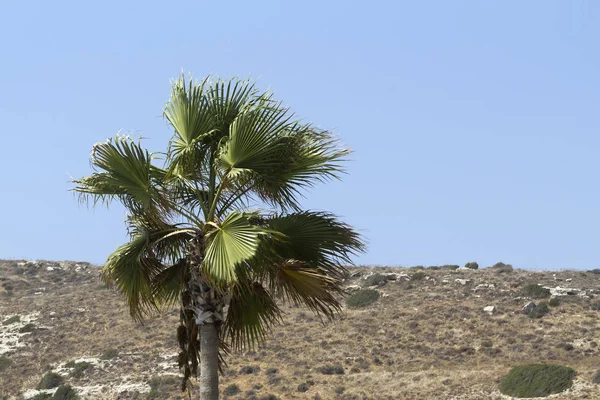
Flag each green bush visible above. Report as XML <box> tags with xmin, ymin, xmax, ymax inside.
<box><xmin>549</xmin><ymin>297</ymin><xmax>560</xmax><ymax>307</ymax></box>
<box><xmin>592</xmin><ymin>369</ymin><xmax>600</xmax><ymax>384</ymax></box>
<box><xmin>491</xmin><ymin>262</ymin><xmax>513</xmax><ymax>273</ymax></box>
<box><xmin>37</xmin><ymin>372</ymin><xmax>64</xmax><ymax>389</ymax></box>
<box><xmin>591</xmin><ymin>301</ymin><xmax>600</xmax><ymax>311</ymax></box>
<box><xmin>53</xmin><ymin>385</ymin><xmax>79</xmax><ymax>400</ymax></box>
<box><xmin>2</xmin><ymin>315</ymin><xmax>20</xmax><ymax>325</ymax></box>
<box><xmin>223</xmin><ymin>384</ymin><xmax>241</xmax><ymax>396</ymax></box>
<box><xmin>440</xmin><ymin>265</ymin><xmax>460</xmax><ymax>270</ymax></box>
<box><xmin>19</xmin><ymin>323</ymin><xmax>36</xmax><ymax>333</ymax></box>
<box><xmin>347</xmin><ymin>289</ymin><xmax>379</xmax><ymax>308</ymax></box>
<box><xmin>522</xmin><ymin>284</ymin><xmax>551</xmax><ymax>299</ymax></box>
<box><xmin>0</xmin><ymin>355</ymin><xmax>12</xmax><ymax>371</ymax></box>
<box><xmin>528</xmin><ymin>302</ymin><xmax>550</xmax><ymax>319</ymax></box>
<box><xmin>364</xmin><ymin>273</ymin><xmax>387</xmax><ymax>286</ymax></box>
<box><xmin>71</xmin><ymin>361</ymin><xmax>93</xmax><ymax>378</ymax></box>
<box><xmin>464</xmin><ymin>262</ymin><xmax>479</xmax><ymax>270</ymax></box>
<box><xmin>498</xmin><ymin>364</ymin><xmax>576</xmax><ymax>398</ymax></box>
<box><xmin>316</xmin><ymin>364</ymin><xmax>344</xmax><ymax>375</ymax></box>
<box><xmin>32</xmin><ymin>393</ymin><xmax>52</xmax><ymax>400</ymax></box>
<box><xmin>411</xmin><ymin>271</ymin><xmax>426</xmax><ymax>280</ymax></box>
<box><xmin>100</xmin><ymin>348</ymin><xmax>119</xmax><ymax>360</ymax></box>
<box><xmin>147</xmin><ymin>375</ymin><xmax>179</xmax><ymax>400</ymax></box>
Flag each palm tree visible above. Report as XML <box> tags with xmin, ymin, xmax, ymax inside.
<box><xmin>73</xmin><ymin>75</ymin><xmax>364</xmax><ymax>399</ymax></box>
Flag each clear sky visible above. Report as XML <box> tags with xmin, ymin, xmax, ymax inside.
<box><xmin>1</xmin><ymin>1</ymin><xmax>599</xmax><ymax>270</ymax></box>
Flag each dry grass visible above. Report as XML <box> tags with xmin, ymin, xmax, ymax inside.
<box><xmin>1</xmin><ymin>260</ymin><xmax>600</xmax><ymax>399</ymax></box>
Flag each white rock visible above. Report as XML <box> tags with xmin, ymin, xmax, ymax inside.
<box><xmin>46</xmin><ymin>267</ymin><xmax>54</xmax><ymax>271</ymax></box>
<box><xmin>522</xmin><ymin>301</ymin><xmax>536</xmax><ymax>314</ymax></box>
<box><xmin>566</xmin><ymin>278</ymin><xmax>572</xmax><ymax>282</ymax></box>
<box><xmin>455</xmin><ymin>278</ymin><xmax>471</xmax><ymax>285</ymax></box>
<box><xmin>345</xmin><ymin>285</ymin><xmax>361</xmax><ymax>291</ymax></box>
<box><xmin>483</xmin><ymin>306</ymin><xmax>496</xmax><ymax>314</ymax></box>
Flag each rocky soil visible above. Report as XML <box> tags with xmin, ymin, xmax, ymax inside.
<box><xmin>1</xmin><ymin>260</ymin><xmax>600</xmax><ymax>399</ymax></box>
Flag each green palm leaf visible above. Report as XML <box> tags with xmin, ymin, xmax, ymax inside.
<box><xmin>223</xmin><ymin>282</ymin><xmax>282</xmax><ymax>351</ymax></box>
<box><xmin>202</xmin><ymin>211</ymin><xmax>262</xmax><ymax>283</ymax></box>
<box><xmin>73</xmin><ymin>135</ymin><xmax>166</xmax><ymax>214</ymax></box>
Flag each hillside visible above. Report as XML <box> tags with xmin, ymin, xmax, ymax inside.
<box><xmin>1</xmin><ymin>260</ymin><xmax>600</xmax><ymax>399</ymax></box>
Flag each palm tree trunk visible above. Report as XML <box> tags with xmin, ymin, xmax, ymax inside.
<box><xmin>199</xmin><ymin>322</ymin><xmax>219</xmax><ymax>399</ymax></box>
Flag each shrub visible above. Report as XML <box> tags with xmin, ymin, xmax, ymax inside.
<box><xmin>522</xmin><ymin>284</ymin><xmax>551</xmax><ymax>299</ymax></box>
<box><xmin>589</xmin><ymin>269</ymin><xmax>600</xmax><ymax>275</ymax></box>
<box><xmin>464</xmin><ymin>262</ymin><xmax>479</xmax><ymax>270</ymax></box>
<box><xmin>498</xmin><ymin>364</ymin><xmax>576</xmax><ymax>398</ymax></box>
<box><xmin>592</xmin><ymin>369</ymin><xmax>600</xmax><ymax>384</ymax></box>
<box><xmin>0</xmin><ymin>355</ymin><xmax>12</xmax><ymax>371</ymax></box>
<box><xmin>71</xmin><ymin>361</ymin><xmax>93</xmax><ymax>378</ymax></box>
<box><xmin>557</xmin><ymin>343</ymin><xmax>574</xmax><ymax>351</ymax></box>
<box><xmin>147</xmin><ymin>375</ymin><xmax>178</xmax><ymax>399</ymax></box>
<box><xmin>411</xmin><ymin>271</ymin><xmax>426</xmax><ymax>280</ymax></box>
<box><xmin>364</xmin><ymin>273</ymin><xmax>387</xmax><ymax>286</ymax></box>
<box><xmin>528</xmin><ymin>302</ymin><xmax>550</xmax><ymax>319</ymax></box>
<box><xmin>223</xmin><ymin>384</ymin><xmax>241</xmax><ymax>396</ymax></box>
<box><xmin>265</xmin><ymin>367</ymin><xmax>278</xmax><ymax>375</ymax></box>
<box><xmin>37</xmin><ymin>372</ymin><xmax>64</xmax><ymax>389</ymax></box>
<box><xmin>549</xmin><ymin>297</ymin><xmax>560</xmax><ymax>307</ymax></box>
<box><xmin>316</xmin><ymin>365</ymin><xmax>344</xmax><ymax>375</ymax></box>
<box><xmin>2</xmin><ymin>315</ymin><xmax>20</xmax><ymax>325</ymax></box>
<box><xmin>239</xmin><ymin>365</ymin><xmax>260</xmax><ymax>374</ymax></box>
<box><xmin>100</xmin><ymin>348</ymin><xmax>119</xmax><ymax>360</ymax></box>
<box><xmin>591</xmin><ymin>301</ymin><xmax>600</xmax><ymax>311</ymax></box>
<box><xmin>440</xmin><ymin>265</ymin><xmax>460</xmax><ymax>270</ymax></box>
<box><xmin>32</xmin><ymin>394</ymin><xmax>52</xmax><ymax>400</ymax></box>
<box><xmin>297</xmin><ymin>383</ymin><xmax>309</xmax><ymax>392</ymax></box>
<box><xmin>53</xmin><ymin>385</ymin><xmax>79</xmax><ymax>400</ymax></box>
<box><xmin>491</xmin><ymin>262</ymin><xmax>513</xmax><ymax>273</ymax></box>
<box><xmin>347</xmin><ymin>289</ymin><xmax>379</xmax><ymax>308</ymax></box>
<box><xmin>19</xmin><ymin>323</ymin><xmax>36</xmax><ymax>333</ymax></box>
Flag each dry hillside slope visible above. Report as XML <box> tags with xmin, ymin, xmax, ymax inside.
<box><xmin>1</xmin><ymin>260</ymin><xmax>600</xmax><ymax>399</ymax></box>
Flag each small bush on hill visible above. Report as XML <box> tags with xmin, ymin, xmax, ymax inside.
<box><xmin>317</xmin><ymin>365</ymin><xmax>344</xmax><ymax>375</ymax></box>
<box><xmin>464</xmin><ymin>262</ymin><xmax>479</xmax><ymax>270</ymax></box>
<box><xmin>411</xmin><ymin>271</ymin><xmax>426</xmax><ymax>280</ymax></box>
<box><xmin>491</xmin><ymin>262</ymin><xmax>513</xmax><ymax>273</ymax></box>
<box><xmin>498</xmin><ymin>364</ymin><xmax>575</xmax><ymax>398</ymax></box>
<box><xmin>549</xmin><ymin>297</ymin><xmax>560</xmax><ymax>307</ymax></box>
<box><xmin>2</xmin><ymin>315</ymin><xmax>20</xmax><ymax>325</ymax></box>
<box><xmin>223</xmin><ymin>384</ymin><xmax>241</xmax><ymax>396</ymax></box>
<box><xmin>19</xmin><ymin>323</ymin><xmax>36</xmax><ymax>333</ymax></box>
<box><xmin>100</xmin><ymin>348</ymin><xmax>119</xmax><ymax>360</ymax></box>
<box><xmin>588</xmin><ymin>269</ymin><xmax>600</xmax><ymax>275</ymax></box>
<box><xmin>440</xmin><ymin>265</ymin><xmax>460</xmax><ymax>270</ymax></box>
<box><xmin>522</xmin><ymin>284</ymin><xmax>551</xmax><ymax>299</ymax></box>
<box><xmin>239</xmin><ymin>365</ymin><xmax>261</xmax><ymax>374</ymax></box>
<box><xmin>347</xmin><ymin>289</ymin><xmax>379</xmax><ymax>308</ymax></box>
<box><xmin>591</xmin><ymin>301</ymin><xmax>600</xmax><ymax>311</ymax></box>
<box><xmin>528</xmin><ymin>302</ymin><xmax>550</xmax><ymax>319</ymax></box>
<box><xmin>0</xmin><ymin>355</ymin><xmax>12</xmax><ymax>371</ymax></box>
<box><xmin>147</xmin><ymin>375</ymin><xmax>178</xmax><ymax>400</ymax></box>
<box><xmin>592</xmin><ymin>369</ymin><xmax>600</xmax><ymax>384</ymax></box>
<box><xmin>37</xmin><ymin>372</ymin><xmax>64</xmax><ymax>389</ymax></box>
<box><xmin>364</xmin><ymin>273</ymin><xmax>387</xmax><ymax>286</ymax></box>
<box><xmin>71</xmin><ymin>361</ymin><xmax>93</xmax><ymax>378</ymax></box>
<box><xmin>53</xmin><ymin>385</ymin><xmax>79</xmax><ymax>400</ymax></box>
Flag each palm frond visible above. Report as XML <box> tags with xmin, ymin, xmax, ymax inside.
<box><xmin>265</xmin><ymin>211</ymin><xmax>365</xmax><ymax>277</ymax></box>
<box><xmin>268</xmin><ymin>261</ymin><xmax>344</xmax><ymax>319</ymax></box>
<box><xmin>250</xmin><ymin>126</ymin><xmax>350</xmax><ymax>209</ymax></box>
<box><xmin>72</xmin><ymin>135</ymin><xmax>167</xmax><ymax>215</ymax></box>
<box><xmin>202</xmin><ymin>211</ymin><xmax>262</xmax><ymax>283</ymax></box>
<box><xmin>102</xmin><ymin>218</ymin><xmax>196</xmax><ymax>320</ymax></box>
<box><xmin>223</xmin><ymin>282</ymin><xmax>282</xmax><ymax>351</ymax></box>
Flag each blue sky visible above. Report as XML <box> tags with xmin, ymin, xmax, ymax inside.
<box><xmin>1</xmin><ymin>1</ymin><xmax>599</xmax><ymax>270</ymax></box>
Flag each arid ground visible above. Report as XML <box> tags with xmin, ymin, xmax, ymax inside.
<box><xmin>1</xmin><ymin>260</ymin><xmax>600</xmax><ymax>399</ymax></box>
